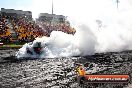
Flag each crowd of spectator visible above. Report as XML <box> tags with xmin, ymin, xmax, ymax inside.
<box><xmin>37</xmin><ymin>21</ymin><xmax>76</xmax><ymax>35</ymax></box>
<box><xmin>0</xmin><ymin>15</ymin><xmax>11</xmax><ymax>43</ymax></box>
<box><xmin>0</xmin><ymin>14</ymin><xmax>76</xmax><ymax>44</ymax></box>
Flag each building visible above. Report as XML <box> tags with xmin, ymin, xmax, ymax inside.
<box><xmin>1</xmin><ymin>8</ymin><xmax>32</xmax><ymax>20</ymax></box>
<box><xmin>37</xmin><ymin>13</ymin><xmax>66</xmax><ymax>24</ymax></box>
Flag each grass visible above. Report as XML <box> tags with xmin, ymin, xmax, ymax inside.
<box><xmin>0</xmin><ymin>44</ymin><xmax>23</xmax><ymax>49</ymax></box>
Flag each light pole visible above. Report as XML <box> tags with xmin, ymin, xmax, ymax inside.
<box><xmin>116</xmin><ymin>0</ymin><xmax>120</xmax><ymax>9</ymax></box>
<box><xmin>52</xmin><ymin>0</ymin><xmax>54</xmax><ymax>14</ymax></box>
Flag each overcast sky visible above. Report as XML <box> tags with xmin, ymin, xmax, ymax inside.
<box><xmin>0</xmin><ymin>0</ymin><xmax>120</xmax><ymax>18</ymax></box>
<box><xmin>0</xmin><ymin>0</ymin><xmax>131</xmax><ymax>25</ymax></box>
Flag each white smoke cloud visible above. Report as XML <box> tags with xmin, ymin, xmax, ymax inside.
<box><xmin>94</xmin><ymin>0</ymin><xmax>132</xmax><ymax>52</ymax></box>
<box><xmin>16</xmin><ymin>0</ymin><xmax>132</xmax><ymax>58</ymax></box>
<box><xmin>74</xmin><ymin>24</ymin><xmax>97</xmax><ymax>55</ymax></box>
<box><xmin>68</xmin><ymin>0</ymin><xmax>132</xmax><ymax>53</ymax></box>
<box><xmin>16</xmin><ymin>24</ymin><xmax>97</xmax><ymax>58</ymax></box>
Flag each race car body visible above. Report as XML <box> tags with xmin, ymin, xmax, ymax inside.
<box><xmin>26</xmin><ymin>42</ymin><xmax>43</xmax><ymax>55</ymax></box>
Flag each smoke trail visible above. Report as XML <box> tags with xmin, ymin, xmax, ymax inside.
<box><xmin>16</xmin><ymin>24</ymin><xmax>97</xmax><ymax>58</ymax></box>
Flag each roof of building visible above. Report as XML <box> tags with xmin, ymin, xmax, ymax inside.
<box><xmin>1</xmin><ymin>8</ymin><xmax>32</xmax><ymax>16</ymax></box>
<box><xmin>39</xmin><ymin>13</ymin><xmax>65</xmax><ymax>19</ymax></box>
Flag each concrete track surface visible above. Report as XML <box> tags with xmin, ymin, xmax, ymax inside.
<box><xmin>0</xmin><ymin>49</ymin><xmax>132</xmax><ymax>88</ymax></box>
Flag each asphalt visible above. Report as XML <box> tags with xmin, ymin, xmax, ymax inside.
<box><xmin>0</xmin><ymin>49</ymin><xmax>132</xmax><ymax>88</ymax></box>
